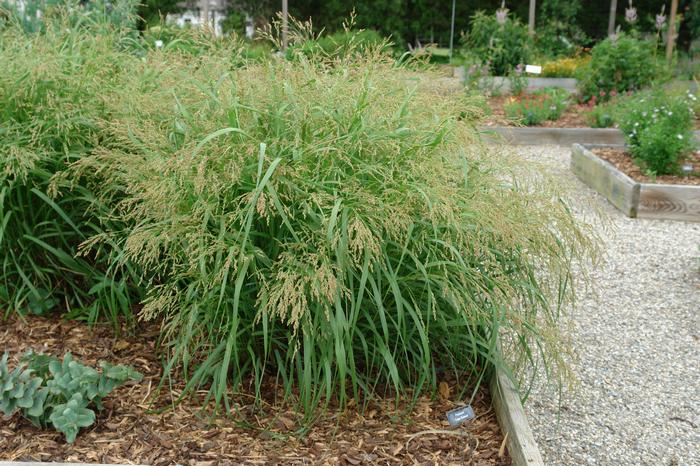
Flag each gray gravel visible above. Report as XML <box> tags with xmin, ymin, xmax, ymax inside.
<box><xmin>517</xmin><ymin>145</ymin><xmax>700</xmax><ymax>466</ymax></box>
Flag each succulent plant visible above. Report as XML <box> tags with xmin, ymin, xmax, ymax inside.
<box><xmin>0</xmin><ymin>351</ymin><xmax>140</xmax><ymax>443</ymax></box>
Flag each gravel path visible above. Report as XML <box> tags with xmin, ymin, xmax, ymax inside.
<box><xmin>518</xmin><ymin>145</ymin><xmax>700</xmax><ymax>466</ymax></box>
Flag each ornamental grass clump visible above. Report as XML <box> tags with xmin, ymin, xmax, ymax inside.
<box><xmin>65</xmin><ymin>30</ymin><xmax>597</xmax><ymax>412</ymax></box>
<box><xmin>0</xmin><ymin>13</ymin><xmax>143</xmax><ymax>323</ymax></box>
<box><xmin>2</xmin><ymin>15</ymin><xmax>599</xmax><ymax>415</ymax></box>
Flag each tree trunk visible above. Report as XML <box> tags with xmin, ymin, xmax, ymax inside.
<box><xmin>607</xmin><ymin>0</ymin><xmax>617</xmax><ymax>36</ymax></box>
<box><xmin>528</xmin><ymin>0</ymin><xmax>536</xmax><ymax>35</ymax></box>
<box><xmin>666</xmin><ymin>0</ymin><xmax>679</xmax><ymax>61</ymax></box>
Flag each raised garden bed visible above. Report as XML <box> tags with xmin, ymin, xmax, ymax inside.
<box><xmin>571</xmin><ymin>144</ymin><xmax>700</xmax><ymax>222</ymax></box>
<box><xmin>0</xmin><ymin>314</ymin><xmax>525</xmax><ymax>465</ymax></box>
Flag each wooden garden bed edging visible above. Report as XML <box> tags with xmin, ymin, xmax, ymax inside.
<box><xmin>571</xmin><ymin>144</ymin><xmax>700</xmax><ymax>222</ymax></box>
<box><xmin>481</xmin><ymin>127</ymin><xmax>624</xmax><ymax>146</ymax></box>
<box><xmin>481</xmin><ymin>127</ymin><xmax>700</xmax><ymax>147</ymax></box>
<box><xmin>490</xmin><ymin>369</ymin><xmax>545</xmax><ymax>466</ymax></box>
<box><xmin>475</xmin><ymin>76</ymin><xmax>578</xmax><ymax>94</ymax></box>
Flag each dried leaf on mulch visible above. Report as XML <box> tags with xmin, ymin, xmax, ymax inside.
<box><xmin>0</xmin><ymin>315</ymin><xmax>511</xmax><ymax>465</ymax></box>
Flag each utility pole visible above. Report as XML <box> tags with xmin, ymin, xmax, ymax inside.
<box><xmin>528</xmin><ymin>0</ymin><xmax>536</xmax><ymax>35</ymax></box>
<box><xmin>607</xmin><ymin>0</ymin><xmax>617</xmax><ymax>36</ymax></box>
<box><xmin>666</xmin><ymin>0</ymin><xmax>679</xmax><ymax>62</ymax></box>
<box><xmin>282</xmin><ymin>0</ymin><xmax>289</xmax><ymax>51</ymax></box>
<box><xmin>200</xmin><ymin>0</ymin><xmax>209</xmax><ymax>32</ymax></box>
<box><xmin>449</xmin><ymin>0</ymin><xmax>456</xmax><ymax>63</ymax></box>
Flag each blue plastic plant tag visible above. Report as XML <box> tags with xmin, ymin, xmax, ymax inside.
<box><xmin>446</xmin><ymin>405</ymin><xmax>475</xmax><ymax>427</ymax></box>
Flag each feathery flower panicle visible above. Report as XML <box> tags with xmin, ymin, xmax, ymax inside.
<box><xmin>625</xmin><ymin>1</ymin><xmax>637</xmax><ymax>24</ymax></box>
<box><xmin>496</xmin><ymin>1</ymin><xmax>508</xmax><ymax>25</ymax></box>
<box><xmin>656</xmin><ymin>5</ymin><xmax>666</xmax><ymax>30</ymax></box>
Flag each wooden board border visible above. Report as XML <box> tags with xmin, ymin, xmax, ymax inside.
<box><xmin>481</xmin><ymin>127</ymin><xmax>700</xmax><ymax>147</ymax></box>
<box><xmin>570</xmin><ymin>144</ymin><xmax>700</xmax><ymax>222</ymax></box>
<box><xmin>490</xmin><ymin>368</ymin><xmax>545</xmax><ymax>466</ymax></box>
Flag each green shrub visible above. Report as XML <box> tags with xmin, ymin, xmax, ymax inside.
<box><xmin>576</xmin><ymin>33</ymin><xmax>661</xmax><ymax>103</ymax></box>
<box><xmin>504</xmin><ymin>87</ymin><xmax>569</xmax><ymax>125</ymax></box>
<box><xmin>0</xmin><ymin>352</ymin><xmax>141</xmax><ymax>443</ymax></box>
<box><xmin>462</xmin><ymin>10</ymin><xmax>533</xmax><ymax>76</ymax></box>
<box><xmin>617</xmin><ymin>91</ymin><xmax>696</xmax><ymax>175</ymax></box>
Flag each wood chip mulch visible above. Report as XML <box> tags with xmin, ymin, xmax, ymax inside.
<box><xmin>592</xmin><ymin>147</ymin><xmax>700</xmax><ymax>185</ymax></box>
<box><xmin>0</xmin><ymin>314</ymin><xmax>511</xmax><ymax>466</ymax></box>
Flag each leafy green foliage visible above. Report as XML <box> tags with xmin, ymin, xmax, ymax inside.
<box><xmin>504</xmin><ymin>87</ymin><xmax>570</xmax><ymax>125</ymax></box>
<box><xmin>586</xmin><ymin>102</ymin><xmax>616</xmax><ymax>128</ymax></box>
<box><xmin>0</xmin><ymin>352</ymin><xmax>141</xmax><ymax>443</ymax></box>
<box><xmin>576</xmin><ymin>33</ymin><xmax>661</xmax><ymax>103</ymax></box>
<box><xmin>535</xmin><ymin>0</ymin><xmax>587</xmax><ymax>58</ymax></box>
<box><xmin>462</xmin><ymin>10</ymin><xmax>533</xmax><ymax>76</ymax></box>
<box><xmin>616</xmin><ymin>91</ymin><xmax>697</xmax><ymax>175</ymax></box>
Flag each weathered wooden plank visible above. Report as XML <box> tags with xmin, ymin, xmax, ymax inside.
<box><xmin>638</xmin><ymin>183</ymin><xmax>700</xmax><ymax>222</ymax></box>
<box><xmin>476</xmin><ymin>76</ymin><xmax>578</xmax><ymax>94</ymax></box>
<box><xmin>480</xmin><ymin>127</ymin><xmax>625</xmax><ymax>146</ymax></box>
<box><xmin>570</xmin><ymin>144</ymin><xmax>640</xmax><ymax>217</ymax></box>
<box><xmin>490</xmin><ymin>369</ymin><xmax>545</xmax><ymax>466</ymax></box>
<box><xmin>480</xmin><ymin>127</ymin><xmax>700</xmax><ymax>146</ymax></box>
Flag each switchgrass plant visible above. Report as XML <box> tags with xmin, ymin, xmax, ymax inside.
<box><xmin>71</xmin><ymin>37</ymin><xmax>597</xmax><ymax>415</ymax></box>
<box><xmin>0</xmin><ymin>10</ymin><xmax>142</xmax><ymax>323</ymax></box>
<box><xmin>2</xmin><ymin>16</ymin><xmax>599</xmax><ymax>417</ymax></box>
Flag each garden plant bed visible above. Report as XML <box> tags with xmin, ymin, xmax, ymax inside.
<box><xmin>592</xmin><ymin>147</ymin><xmax>700</xmax><ymax>186</ymax></box>
<box><xmin>484</xmin><ymin>96</ymin><xmax>591</xmax><ymax>128</ymax></box>
<box><xmin>0</xmin><ymin>314</ymin><xmax>512</xmax><ymax>466</ymax></box>
<box><xmin>571</xmin><ymin>144</ymin><xmax>700</xmax><ymax>222</ymax></box>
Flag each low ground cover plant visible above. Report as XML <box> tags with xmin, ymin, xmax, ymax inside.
<box><xmin>586</xmin><ymin>103</ymin><xmax>616</xmax><ymax>128</ymax></box>
<box><xmin>617</xmin><ymin>90</ymin><xmax>697</xmax><ymax>175</ymax></box>
<box><xmin>1</xmin><ymin>9</ymin><xmax>598</xmax><ymax>419</ymax></box>
<box><xmin>576</xmin><ymin>33</ymin><xmax>660</xmax><ymax>103</ymax></box>
<box><xmin>0</xmin><ymin>352</ymin><xmax>141</xmax><ymax>442</ymax></box>
<box><xmin>504</xmin><ymin>87</ymin><xmax>569</xmax><ymax>125</ymax></box>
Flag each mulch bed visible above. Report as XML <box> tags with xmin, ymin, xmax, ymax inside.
<box><xmin>592</xmin><ymin>148</ymin><xmax>700</xmax><ymax>186</ymax></box>
<box><xmin>0</xmin><ymin>314</ymin><xmax>511</xmax><ymax>466</ymax></box>
<box><xmin>484</xmin><ymin>96</ymin><xmax>700</xmax><ymax>129</ymax></box>
<box><xmin>483</xmin><ymin>95</ymin><xmax>592</xmax><ymax>128</ymax></box>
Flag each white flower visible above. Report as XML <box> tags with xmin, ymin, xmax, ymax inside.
<box><xmin>668</xmin><ymin>111</ymin><xmax>673</xmax><ymax>116</ymax></box>
<box><xmin>677</xmin><ymin>134</ymin><xmax>683</xmax><ymax>140</ymax></box>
